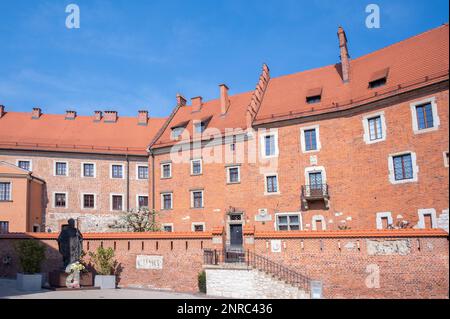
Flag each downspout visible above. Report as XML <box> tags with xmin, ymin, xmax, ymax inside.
<box><xmin>149</xmin><ymin>149</ymin><xmax>156</xmax><ymax>230</ymax></box>
<box><xmin>26</xmin><ymin>177</ymin><xmax>31</xmax><ymax>232</ymax></box>
<box><xmin>126</xmin><ymin>154</ymin><xmax>130</xmax><ymax>212</ymax></box>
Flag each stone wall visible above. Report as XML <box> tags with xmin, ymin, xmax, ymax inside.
<box><xmin>205</xmin><ymin>265</ymin><xmax>309</xmax><ymax>299</ymax></box>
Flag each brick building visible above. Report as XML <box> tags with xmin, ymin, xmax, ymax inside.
<box><xmin>0</xmin><ymin>108</ymin><xmax>166</xmax><ymax>232</ymax></box>
<box><xmin>0</xmin><ymin>24</ymin><xmax>448</xmax><ymax>242</ymax></box>
<box><xmin>148</xmin><ymin>24</ymin><xmax>449</xmax><ymax>248</ymax></box>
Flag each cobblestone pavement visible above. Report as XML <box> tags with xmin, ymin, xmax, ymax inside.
<box><xmin>0</xmin><ymin>279</ymin><xmax>209</xmax><ymax>299</ymax></box>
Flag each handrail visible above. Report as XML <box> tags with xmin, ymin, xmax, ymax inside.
<box><xmin>203</xmin><ymin>249</ymin><xmax>311</xmax><ymax>292</ymax></box>
<box><xmin>301</xmin><ymin>184</ymin><xmax>329</xmax><ymax>198</ymax></box>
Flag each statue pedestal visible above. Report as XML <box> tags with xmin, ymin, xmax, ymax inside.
<box><xmin>49</xmin><ymin>271</ymin><xmax>95</xmax><ymax>289</ymax></box>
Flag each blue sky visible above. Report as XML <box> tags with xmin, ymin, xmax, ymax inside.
<box><xmin>0</xmin><ymin>0</ymin><xmax>448</xmax><ymax>118</ymax></box>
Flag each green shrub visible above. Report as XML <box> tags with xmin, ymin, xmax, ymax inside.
<box><xmin>14</xmin><ymin>240</ymin><xmax>46</xmax><ymax>274</ymax></box>
<box><xmin>88</xmin><ymin>247</ymin><xmax>116</xmax><ymax>275</ymax></box>
<box><xmin>198</xmin><ymin>271</ymin><xmax>206</xmax><ymax>293</ymax></box>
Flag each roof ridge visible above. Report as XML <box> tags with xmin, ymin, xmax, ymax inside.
<box><xmin>0</xmin><ymin>111</ymin><xmax>167</xmax><ymax>120</ymax></box>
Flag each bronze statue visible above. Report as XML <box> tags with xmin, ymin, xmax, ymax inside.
<box><xmin>57</xmin><ymin>219</ymin><xmax>83</xmax><ymax>268</ymax></box>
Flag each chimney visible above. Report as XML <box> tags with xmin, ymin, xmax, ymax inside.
<box><xmin>65</xmin><ymin>110</ymin><xmax>77</xmax><ymax>120</ymax></box>
<box><xmin>138</xmin><ymin>110</ymin><xmax>149</xmax><ymax>126</ymax></box>
<box><xmin>176</xmin><ymin>93</ymin><xmax>187</xmax><ymax>107</ymax></box>
<box><xmin>32</xmin><ymin>107</ymin><xmax>42</xmax><ymax>119</ymax></box>
<box><xmin>219</xmin><ymin>84</ymin><xmax>230</xmax><ymax>115</ymax></box>
<box><xmin>94</xmin><ymin>110</ymin><xmax>102</xmax><ymax>122</ymax></box>
<box><xmin>337</xmin><ymin>26</ymin><xmax>350</xmax><ymax>83</ymax></box>
<box><xmin>191</xmin><ymin>96</ymin><xmax>203</xmax><ymax>111</ymax></box>
<box><xmin>104</xmin><ymin>111</ymin><xmax>118</xmax><ymax>123</ymax></box>
<box><xmin>0</xmin><ymin>105</ymin><xmax>4</xmax><ymax>118</ymax></box>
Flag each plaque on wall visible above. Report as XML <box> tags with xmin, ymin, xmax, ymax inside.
<box><xmin>136</xmin><ymin>255</ymin><xmax>163</xmax><ymax>270</ymax></box>
<box><xmin>255</xmin><ymin>209</ymin><xmax>272</xmax><ymax>222</ymax></box>
<box><xmin>271</xmin><ymin>240</ymin><xmax>282</xmax><ymax>253</ymax></box>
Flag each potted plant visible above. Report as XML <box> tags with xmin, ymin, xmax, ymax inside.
<box><xmin>14</xmin><ymin>240</ymin><xmax>46</xmax><ymax>291</ymax></box>
<box><xmin>89</xmin><ymin>246</ymin><xmax>117</xmax><ymax>289</ymax></box>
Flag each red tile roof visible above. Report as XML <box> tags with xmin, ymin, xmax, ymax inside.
<box><xmin>0</xmin><ymin>111</ymin><xmax>167</xmax><ymax>156</ymax></box>
<box><xmin>254</xmin><ymin>24</ymin><xmax>449</xmax><ymax>124</ymax></box>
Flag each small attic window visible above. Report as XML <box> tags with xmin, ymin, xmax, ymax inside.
<box><xmin>369</xmin><ymin>68</ymin><xmax>389</xmax><ymax>89</ymax></box>
<box><xmin>171</xmin><ymin>120</ymin><xmax>189</xmax><ymax>139</ymax></box>
<box><xmin>194</xmin><ymin>116</ymin><xmax>213</xmax><ymax>134</ymax></box>
<box><xmin>306</xmin><ymin>87</ymin><xmax>322</xmax><ymax>104</ymax></box>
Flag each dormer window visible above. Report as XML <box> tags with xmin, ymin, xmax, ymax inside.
<box><xmin>171</xmin><ymin>121</ymin><xmax>189</xmax><ymax>139</ymax></box>
<box><xmin>306</xmin><ymin>88</ymin><xmax>322</xmax><ymax>104</ymax></box>
<box><xmin>194</xmin><ymin>116</ymin><xmax>212</xmax><ymax>134</ymax></box>
<box><xmin>368</xmin><ymin>68</ymin><xmax>389</xmax><ymax>89</ymax></box>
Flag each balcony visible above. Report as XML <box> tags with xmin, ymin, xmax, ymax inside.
<box><xmin>301</xmin><ymin>184</ymin><xmax>330</xmax><ymax>210</ymax></box>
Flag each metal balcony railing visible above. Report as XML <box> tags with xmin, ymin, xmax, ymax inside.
<box><xmin>301</xmin><ymin>184</ymin><xmax>329</xmax><ymax>199</ymax></box>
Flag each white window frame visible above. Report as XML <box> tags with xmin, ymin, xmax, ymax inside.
<box><xmin>16</xmin><ymin>159</ymin><xmax>33</xmax><ymax>171</ymax></box>
<box><xmin>410</xmin><ymin>97</ymin><xmax>440</xmax><ymax>134</ymax></box>
<box><xmin>160</xmin><ymin>192</ymin><xmax>173</xmax><ymax>210</ymax></box>
<box><xmin>53</xmin><ymin>191</ymin><xmax>68</xmax><ymax>209</ymax></box>
<box><xmin>312</xmin><ymin>215</ymin><xmax>327</xmax><ymax>230</ymax></box>
<box><xmin>110</xmin><ymin>193</ymin><xmax>125</xmax><ymax>212</ymax></box>
<box><xmin>375</xmin><ymin>212</ymin><xmax>393</xmax><ymax>229</ymax></box>
<box><xmin>110</xmin><ymin>163</ymin><xmax>125</xmax><ymax>179</ymax></box>
<box><xmin>300</xmin><ymin>125</ymin><xmax>321</xmax><ymax>153</ymax></box>
<box><xmin>260</xmin><ymin>130</ymin><xmax>279</xmax><ymax>159</ymax></box>
<box><xmin>81</xmin><ymin>162</ymin><xmax>96</xmax><ymax>178</ymax></box>
<box><xmin>444</xmin><ymin>151</ymin><xmax>449</xmax><ymax>168</ymax></box>
<box><xmin>161</xmin><ymin>162</ymin><xmax>172</xmax><ymax>179</ymax></box>
<box><xmin>274</xmin><ymin>212</ymin><xmax>303</xmax><ymax>231</ymax></box>
<box><xmin>264</xmin><ymin>173</ymin><xmax>280</xmax><ymax>195</ymax></box>
<box><xmin>136</xmin><ymin>164</ymin><xmax>149</xmax><ymax>180</ymax></box>
<box><xmin>0</xmin><ymin>181</ymin><xmax>12</xmax><ymax>201</ymax></box>
<box><xmin>191</xmin><ymin>222</ymin><xmax>206</xmax><ymax>232</ymax></box>
<box><xmin>190</xmin><ymin>159</ymin><xmax>203</xmax><ymax>176</ymax></box>
<box><xmin>362</xmin><ymin>111</ymin><xmax>387</xmax><ymax>144</ymax></box>
<box><xmin>388</xmin><ymin>151</ymin><xmax>419</xmax><ymax>184</ymax></box>
<box><xmin>190</xmin><ymin>189</ymin><xmax>204</xmax><ymax>208</ymax></box>
<box><xmin>417</xmin><ymin>208</ymin><xmax>437</xmax><ymax>229</ymax></box>
<box><xmin>54</xmin><ymin>161</ymin><xmax>69</xmax><ymax>177</ymax></box>
<box><xmin>81</xmin><ymin>193</ymin><xmax>97</xmax><ymax>210</ymax></box>
<box><xmin>162</xmin><ymin>223</ymin><xmax>174</xmax><ymax>232</ymax></box>
<box><xmin>227</xmin><ymin>166</ymin><xmax>241</xmax><ymax>184</ymax></box>
<box><xmin>136</xmin><ymin>194</ymin><xmax>149</xmax><ymax>209</ymax></box>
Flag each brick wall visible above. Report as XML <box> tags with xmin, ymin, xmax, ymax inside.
<box><xmin>0</xmin><ymin>151</ymin><xmax>149</xmax><ymax>232</ymax></box>
<box><xmin>246</xmin><ymin>229</ymin><xmax>449</xmax><ymax>299</ymax></box>
<box><xmin>0</xmin><ymin>232</ymin><xmax>212</xmax><ymax>293</ymax></box>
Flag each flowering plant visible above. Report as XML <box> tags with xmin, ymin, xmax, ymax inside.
<box><xmin>69</xmin><ymin>262</ymin><xmax>85</xmax><ymax>272</ymax></box>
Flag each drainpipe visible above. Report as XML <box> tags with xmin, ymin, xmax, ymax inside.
<box><xmin>126</xmin><ymin>155</ymin><xmax>130</xmax><ymax>212</ymax></box>
<box><xmin>149</xmin><ymin>149</ymin><xmax>156</xmax><ymax>230</ymax></box>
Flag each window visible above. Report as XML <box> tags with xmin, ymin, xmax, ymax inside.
<box><xmin>418</xmin><ymin>209</ymin><xmax>437</xmax><ymax>229</ymax></box>
<box><xmin>309</xmin><ymin>172</ymin><xmax>323</xmax><ymax>189</ymax></box>
<box><xmin>111</xmin><ymin>165</ymin><xmax>123</xmax><ymax>179</ymax></box>
<box><xmin>194</xmin><ymin>122</ymin><xmax>206</xmax><ymax>134</ymax></box>
<box><xmin>264</xmin><ymin>135</ymin><xmax>276</xmax><ymax>156</ymax></box>
<box><xmin>227</xmin><ymin>166</ymin><xmax>240</xmax><ymax>184</ymax></box>
<box><xmin>137</xmin><ymin>196</ymin><xmax>149</xmax><ymax>209</ymax></box>
<box><xmin>444</xmin><ymin>152</ymin><xmax>449</xmax><ymax>167</ymax></box>
<box><xmin>171</xmin><ymin>127</ymin><xmax>185</xmax><ymax>139</ymax></box>
<box><xmin>83</xmin><ymin>194</ymin><xmax>95</xmax><ymax>209</ymax></box>
<box><xmin>276</xmin><ymin>214</ymin><xmax>300</xmax><ymax>231</ymax></box>
<box><xmin>55</xmin><ymin>162</ymin><xmax>68</xmax><ymax>176</ymax></box>
<box><xmin>163</xmin><ymin>224</ymin><xmax>173</xmax><ymax>232</ymax></box>
<box><xmin>306</xmin><ymin>95</ymin><xmax>321</xmax><ymax>104</ymax></box>
<box><xmin>393</xmin><ymin>154</ymin><xmax>413</xmax><ymax>181</ymax></box>
<box><xmin>32</xmin><ymin>225</ymin><xmax>40</xmax><ymax>232</ymax></box>
<box><xmin>161</xmin><ymin>192</ymin><xmax>173</xmax><ymax>210</ymax></box>
<box><xmin>0</xmin><ymin>182</ymin><xmax>11</xmax><ymax>201</ymax></box>
<box><xmin>161</xmin><ymin>163</ymin><xmax>172</xmax><ymax>179</ymax></box>
<box><xmin>54</xmin><ymin>193</ymin><xmax>67</xmax><ymax>208</ymax></box>
<box><xmin>17</xmin><ymin>160</ymin><xmax>31</xmax><ymax>171</ymax></box>
<box><xmin>191</xmin><ymin>190</ymin><xmax>204</xmax><ymax>208</ymax></box>
<box><xmin>368</xmin><ymin>116</ymin><xmax>383</xmax><ymax>141</ymax></box>
<box><xmin>410</xmin><ymin>97</ymin><xmax>440</xmax><ymax>134</ymax></box>
<box><xmin>191</xmin><ymin>159</ymin><xmax>202</xmax><ymax>175</ymax></box>
<box><xmin>375</xmin><ymin>212</ymin><xmax>393</xmax><ymax>230</ymax></box>
<box><xmin>304</xmin><ymin>129</ymin><xmax>317</xmax><ymax>151</ymax></box>
<box><xmin>192</xmin><ymin>223</ymin><xmax>205</xmax><ymax>232</ymax></box>
<box><xmin>0</xmin><ymin>221</ymin><xmax>9</xmax><ymax>234</ymax></box>
<box><xmin>265</xmin><ymin>175</ymin><xmax>278</xmax><ymax>194</ymax></box>
<box><xmin>111</xmin><ymin>195</ymin><xmax>123</xmax><ymax>211</ymax></box>
<box><xmin>83</xmin><ymin>163</ymin><xmax>95</xmax><ymax>177</ymax></box>
<box><xmin>368</xmin><ymin>77</ymin><xmax>387</xmax><ymax>89</ymax></box>
<box><xmin>137</xmin><ymin>165</ymin><xmax>148</xmax><ymax>180</ymax></box>
<box><xmin>300</xmin><ymin>125</ymin><xmax>321</xmax><ymax>153</ymax></box>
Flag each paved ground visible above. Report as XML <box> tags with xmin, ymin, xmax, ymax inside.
<box><xmin>0</xmin><ymin>279</ymin><xmax>209</xmax><ymax>299</ymax></box>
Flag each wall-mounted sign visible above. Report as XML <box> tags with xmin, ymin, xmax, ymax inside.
<box><xmin>136</xmin><ymin>255</ymin><xmax>163</xmax><ymax>270</ymax></box>
<box><xmin>310</xmin><ymin>155</ymin><xmax>318</xmax><ymax>165</ymax></box>
<box><xmin>271</xmin><ymin>240</ymin><xmax>282</xmax><ymax>253</ymax></box>
<box><xmin>255</xmin><ymin>209</ymin><xmax>272</xmax><ymax>222</ymax></box>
